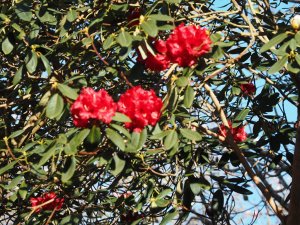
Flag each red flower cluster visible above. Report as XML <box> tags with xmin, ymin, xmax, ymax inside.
<box><xmin>143</xmin><ymin>40</ymin><xmax>170</xmax><ymax>71</ymax></box>
<box><xmin>240</xmin><ymin>83</ymin><xmax>255</xmax><ymax>96</ymax></box>
<box><xmin>165</xmin><ymin>23</ymin><xmax>212</xmax><ymax>67</ymax></box>
<box><xmin>70</xmin><ymin>88</ymin><xmax>117</xmax><ymax>127</ymax></box>
<box><xmin>219</xmin><ymin>121</ymin><xmax>247</xmax><ymax>142</ymax></box>
<box><xmin>143</xmin><ymin>23</ymin><xmax>211</xmax><ymax>70</ymax></box>
<box><xmin>117</xmin><ymin>86</ymin><xmax>163</xmax><ymax>132</ymax></box>
<box><xmin>30</xmin><ymin>192</ymin><xmax>64</xmax><ymax>212</ymax></box>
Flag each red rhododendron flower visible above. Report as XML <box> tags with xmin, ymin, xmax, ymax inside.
<box><xmin>117</xmin><ymin>86</ymin><xmax>163</xmax><ymax>132</ymax></box>
<box><xmin>140</xmin><ymin>23</ymin><xmax>211</xmax><ymax>70</ymax></box>
<box><xmin>70</xmin><ymin>88</ymin><xmax>117</xmax><ymax>127</ymax></box>
<box><xmin>165</xmin><ymin>23</ymin><xmax>211</xmax><ymax>67</ymax></box>
<box><xmin>219</xmin><ymin>121</ymin><xmax>247</xmax><ymax>142</ymax></box>
<box><xmin>30</xmin><ymin>192</ymin><xmax>64</xmax><ymax>212</ymax></box>
<box><xmin>240</xmin><ymin>83</ymin><xmax>256</xmax><ymax>96</ymax></box>
<box><xmin>143</xmin><ymin>40</ymin><xmax>170</xmax><ymax>71</ymax></box>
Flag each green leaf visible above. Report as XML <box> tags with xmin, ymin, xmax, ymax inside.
<box><xmin>110</xmin><ymin>124</ymin><xmax>131</xmax><ymax>138</ymax></box>
<box><xmin>150</xmin><ymin>130</ymin><xmax>172</xmax><ymax>140</ymax></box>
<box><xmin>64</xmin><ymin>143</ymin><xmax>76</xmax><ymax>155</ymax></box>
<box><xmin>210</xmin><ymin>33</ymin><xmax>222</xmax><ymax>43</ymax></box>
<box><xmin>2</xmin><ymin>37</ymin><xmax>14</xmax><ymax>55</ymax></box>
<box><xmin>40</xmin><ymin>54</ymin><xmax>52</xmax><ymax>75</ymax></box>
<box><xmin>141</xmin><ymin>20</ymin><xmax>158</xmax><ymax>37</ymax></box>
<box><xmin>259</xmin><ymin>33</ymin><xmax>288</xmax><ymax>53</ymax></box>
<box><xmin>60</xmin><ymin>215</ymin><xmax>80</xmax><ymax>224</ymax></box>
<box><xmin>0</xmin><ymin>161</ymin><xmax>17</xmax><ymax>175</ymax></box>
<box><xmin>85</xmin><ymin>125</ymin><xmax>102</xmax><ymax>146</ymax></box>
<box><xmin>39</xmin><ymin>91</ymin><xmax>51</xmax><ymax>106</ymax></box>
<box><xmin>295</xmin><ymin>31</ymin><xmax>300</xmax><ymax>44</ymax></box>
<box><xmin>116</xmin><ymin>30</ymin><xmax>132</xmax><ymax>47</ymax></box>
<box><xmin>38</xmin><ymin>11</ymin><xmax>57</xmax><ymax>25</ymax></box>
<box><xmin>15</xmin><ymin>7</ymin><xmax>32</xmax><ymax>21</ymax></box>
<box><xmin>13</xmin><ymin>66</ymin><xmax>23</xmax><ymax>86</ymax></box>
<box><xmin>106</xmin><ymin>128</ymin><xmax>125</xmax><ymax>150</ymax></box>
<box><xmin>176</xmin><ymin>76</ymin><xmax>189</xmax><ymax>87</ymax></box>
<box><xmin>289</xmin><ymin>39</ymin><xmax>297</xmax><ymax>51</ymax></box>
<box><xmin>148</xmin><ymin>14</ymin><xmax>174</xmax><ymax>21</ymax></box>
<box><xmin>137</xmin><ymin>128</ymin><xmax>147</xmax><ymax>150</ymax></box>
<box><xmin>26</xmin><ymin>51</ymin><xmax>38</xmax><ymax>74</ymax></box>
<box><xmin>268</xmin><ymin>55</ymin><xmax>288</xmax><ymax>74</ymax></box>
<box><xmin>57</xmin><ymin>83</ymin><xmax>78</xmax><ymax>100</ymax></box>
<box><xmin>157</xmin><ymin>188</ymin><xmax>172</xmax><ymax>199</ymax></box>
<box><xmin>180</xmin><ymin>129</ymin><xmax>202</xmax><ymax>141</ymax></box>
<box><xmin>232</xmin><ymin>108</ymin><xmax>250</xmax><ymax>128</ymax></box>
<box><xmin>112</xmin><ymin>112</ymin><xmax>131</xmax><ymax>123</ymax></box>
<box><xmin>126</xmin><ymin>128</ymin><xmax>147</xmax><ymax>152</ymax></box>
<box><xmin>153</xmin><ymin>198</ymin><xmax>170</xmax><ymax>208</ymax></box>
<box><xmin>164</xmin><ymin>130</ymin><xmax>178</xmax><ymax>150</ymax></box>
<box><xmin>38</xmin><ymin>144</ymin><xmax>56</xmax><ymax>167</ymax></box>
<box><xmin>231</xmin><ymin>86</ymin><xmax>241</xmax><ymax>95</ymax></box>
<box><xmin>190</xmin><ymin>177</ymin><xmax>210</xmax><ymax>195</ymax></box>
<box><xmin>225</xmin><ymin>183</ymin><xmax>253</xmax><ymax>195</ymax></box>
<box><xmin>103</xmin><ymin>34</ymin><xmax>115</xmax><ymax>50</ymax></box>
<box><xmin>46</xmin><ymin>94</ymin><xmax>64</xmax><ymax>119</ymax></box>
<box><xmin>5</xmin><ymin>176</ymin><xmax>23</xmax><ymax>190</ymax></box>
<box><xmin>82</xmin><ymin>37</ymin><xmax>92</xmax><ymax>47</ymax></box>
<box><xmin>218</xmin><ymin>41</ymin><xmax>235</xmax><ymax>47</ymax></box>
<box><xmin>69</xmin><ymin>129</ymin><xmax>90</xmax><ymax>149</ymax></box>
<box><xmin>111</xmin><ymin>153</ymin><xmax>125</xmax><ymax>176</ymax></box>
<box><xmin>61</xmin><ymin>156</ymin><xmax>76</xmax><ymax>183</ymax></box>
<box><xmin>19</xmin><ymin>181</ymin><xmax>27</xmax><ymax>200</ymax></box>
<box><xmin>165</xmin><ymin>0</ymin><xmax>181</xmax><ymax>3</ymax></box>
<box><xmin>67</xmin><ymin>9</ymin><xmax>78</xmax><ymax>22</ymax></box>
<box><xmin>184</xmin><ymin>86</ymin><xmax>195</xmax><ymax>108</ymax></box>
<box><xmin>160</xmin><ymin>210</ymin><xmax>178</xmax><ymax>225</ymax></box>
<box><xmin>8</xmin><ymin>129</ymin><xmax>25</xmax><ymax>139</ymax></box>
<box><xmin>167</xmin><ymin>87</ymin><xmax>179</xmax><ymax>112</ymax></box>
<box><xmin>295</xmin><ymin>54</ymin><xmax>300</xmax><ymax>66</ymax></box>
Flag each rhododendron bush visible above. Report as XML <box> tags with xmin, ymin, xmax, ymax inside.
<box><xmin>0</xmin><ymin>0</ymin><xmax>299</xmax><ymax>224</ymax></box>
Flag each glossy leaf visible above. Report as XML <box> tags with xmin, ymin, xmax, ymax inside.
<box><xmin>106</xmin><ymin>128</ymin><xmax>125</xmax><ymax>150</ymax></box>
<box><xmin>2</xmin><ymin>37</ymin><xmax>14</xmax><ymax>55</ymax></box>
<box><xmin>112</xmin><ymin>112</ymin><xmax>132</xmax><ymax>123</ymax></box>
<box><xmin>46</xmin><ymin>94</ymin><xmax>64</xmax><ymax>119</ymax></box>
<box><xmin>0</xmin><ymin>161</ymin><xmax>17</xmax><ymax>175</ymax></box>
<box><xmin>184</xmin><ymin>86</ymin><xmax>195</xmax><ymax>108</ymax></box>
<box><xmin>141</xmin><ymin>20</ymin><xmax>158</xmax><ymax>37</ymax></box>
<box><xmin>268</xmin><ymin>55</ymin><xmax>288</xmax><ymax>74</ymax></box>
<box><xmin>117</xmin><ymin>30</ymin><xmax>132</xmax><ymax>47</ymax></box>
<box><xmin>232</xmin><ymin>108</ymin><xmax>250</xmax><ymax>128</ymax></box>
<box><xmin>111</xmin><ymin>153</ymin><xmax>125</xmax><ymax>176</ymax></box>
<box><xmin>164</xmin><ymin>130</ymin><xmax>178</xmax><ymax>150</ymax></box>
<box><xmin>26</xmin><ymin>51</ymin><xmax>38</xmax><ymax>74</ymax></box>
<box><xmin>57</xmin><ymin>83</ymin><xmax>78</xmax><ymax>100</ymax></box>
<box><xmin>259</xmin><ymin>33</ymin><xmax>288</xmax><ymax>53</ymax></box>
<box><xmin>180</xmin><ymin>129</ymin><xmax>202</xmax><ymax>141</ymax></box>
<box><xmin>61</xmin><ymin>156</ymin><xmax>77</xmax><ymax>183</ymax></box>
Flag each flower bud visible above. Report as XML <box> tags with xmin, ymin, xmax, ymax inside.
<box><xmin>291</xmin><ymin>15</ymin><xmax>300</xmax><ymax>30</ymax></box>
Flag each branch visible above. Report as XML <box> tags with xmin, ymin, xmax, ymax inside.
<box><xmin>203</xmin><ymin>83</ymin><xmax>286</xmax><ymax>223</ymax></box>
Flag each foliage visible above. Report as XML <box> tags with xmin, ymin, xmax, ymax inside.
<box><xmin>0</xmin><ymin>0</ymin><xmax>298</xmax><ymax>224</ymax></box>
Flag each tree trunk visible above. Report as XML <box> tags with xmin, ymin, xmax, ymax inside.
<box><xmin>286</xmin><ymin>87</ymin><xmax>300</xmax><ymax>225</ymax></box>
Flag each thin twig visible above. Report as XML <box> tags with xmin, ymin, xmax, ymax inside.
<box><xmin>204</xmin><ymin>83</ymin><xmax>286</xmax><ymax>223</ymax></box>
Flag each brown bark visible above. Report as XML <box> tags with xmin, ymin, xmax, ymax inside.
<box><xmin>286</xmin><ymin>121</ymin><xmax>300</xmax><ymax>225</ymax></box>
